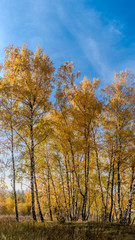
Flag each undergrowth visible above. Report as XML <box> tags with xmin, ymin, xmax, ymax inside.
<box><xmin>0</xmin><ymin>218</ymin><xmax>135</xmax><ymax>240</ymax></box>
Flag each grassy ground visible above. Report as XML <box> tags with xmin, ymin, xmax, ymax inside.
<box><xmin>0</xmin><ymin>217</ymin><xmax>135</xmax><ymax>240</ymax></box>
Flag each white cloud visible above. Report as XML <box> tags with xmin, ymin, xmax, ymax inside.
<box><xmin>53</xmin><ymin>2</ymin><xmax>124</xmax><ymax>82</ymax></box>
<box><xmin>0</xmin><ymin>0</ymin><xmax>135</xmax><ymax>83</ymax></box>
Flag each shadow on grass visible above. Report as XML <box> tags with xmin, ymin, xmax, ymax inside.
<box><xmin>0</xmin><ymin>218</ymin><xmax>135</xmax><ymax>240</ymax></box>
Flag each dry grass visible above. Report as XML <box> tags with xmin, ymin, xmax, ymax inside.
<box><xmin>0</xmin><ymin>217</ymin><xmax>135</xmax><ymax>240</ymax></box>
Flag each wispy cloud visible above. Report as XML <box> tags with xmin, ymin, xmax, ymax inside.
<box><xmin>0</xmin><ymin>0</ymin><xmax>135</xmax><ymax>84</ymax></box>
<box><xmin>53</xmin><ymin>2</ymin><xmax>124</xmax><ymax>82</ymax></box>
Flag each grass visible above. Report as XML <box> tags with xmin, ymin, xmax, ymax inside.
<box><xmin>0</xmin><ymin>217</ymin><xmax>135</xmax><ymax>240</ymax></box>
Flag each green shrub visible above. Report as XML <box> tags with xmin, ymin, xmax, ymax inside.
<box><xmin>57</xmin><ymin>215</ymin><xmax>66</xmax><ymax>224</ymax></box>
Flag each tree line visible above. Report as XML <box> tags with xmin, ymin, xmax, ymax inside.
<box><xmin>0</xmin><ymin>44</ymin><xmax>135</xmax><ymax>225</ymax></box>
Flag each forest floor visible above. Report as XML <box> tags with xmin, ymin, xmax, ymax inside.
<box><xmin>0</xmin><ymin>217</ymin><xmax>135</xmax><ymax>240</ymax></box>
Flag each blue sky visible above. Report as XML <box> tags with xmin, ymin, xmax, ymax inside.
<box><xmin>0</xmin><ymin>0</ymin><xmax>135</xmax><ymax>84</ymax></box>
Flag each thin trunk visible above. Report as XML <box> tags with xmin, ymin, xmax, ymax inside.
<box><xmin>32</xmin><ymin>117</ymin><xmax>44</xmax><ymax>222</ymax></box>
<box><xmin>82</xmin><ymin>139</ymin><xmax>87</xmax><ymax>221</ymax></box>
<box><xmin>105</xmin><ymin>150</ymin><xmax>113</xmax><ymax>221</ymax></box>
<box><xmin>75</xmin><ymin>190</ymin><xmax>78</xmax><ymax>220</ymax></box>
<box><xmin>65</xmin><ymin>156</ymin><xmax>72</xmax><ymax>220</ymax></box>
<box><xmin>95</xmin><ymin>147</ymin><xmax>106</xmax><ymax>215</ymax></box>
<box><xmin>46</xmin><ymin>158</ymin><xmax>61</xmax><ymax>214</ymax></box>
<box><xmin>82</xmin><ymin>153</ymin><xmax>88</xmax><ymax>221</ymax></box>
<box><xmin>82</xmin><ymin>119</ymin><xmax>90</xmax><ymax>221</ymax></box>
<box><xmin>47</xmin><ymin>165</ymin><xmax>53</xmax><ymax>221</ymax></box>
<box><xmin>114</xmin><ymin>183</ymin><xmax>118</xmax><ymax>222</ymax></box>
<box><xmin>34</xmin><ymin>173</ymin><xmax>44</xmax><ymax>222</ymax></box>
<box><xmin>82</xmin><ymin>146</ymin><xmax>90</xmax><ymax>221</ymax></box>
<box><xmin>82</xmin><ymin>195</ymin><xmax>87</xmax><ymax>221</ymax></box>
<box><xmin>85</xmin><ymin>191</ymin><xmax>91</xmax><ymax>221</ymax></box>
<box><xmin>30</xmin><ymin>106</ymin><xmax>37</xmax><ymax>221</ymax></box>
<box><xmin>94</xmin><ymin>194</ymin><xmax>99</xmax><ymax>222</ymax></box>
<box><xmin>93</xmin><ymin>133</ymin><xmax>106</xmax><ymax>218</ymax></box>
<box><xmin>117</xmin><ymin>131</ymin><xmax>122</xmax><ymax>222</ymax></box>
<box><xmin>50</xmin><ymin>170</ymin><xmax>61</xmax><ymax>214</ymax></box>
<box><xmin>30</xmin><ymin>154</ymin><xmax>36</xmax><ymax>221</ymax></box>
<box><xmin>68</xmin><ymin>138</ymin><xmax>85</xmax><ymax>221</ymax></box>
<box><xmin>11</xmin><ymin>125</ymin><xmax>19</xmax><ymax>222</ymax></box>
<box><xmin>32</xmin><ymin>123</ymin><xmax>44</xmax><ymax>222</ymax></box>
<box><xmin>68</xmin><ymin>139</ymin><xmax>84</xmax><ymax>198</ymax></box>
<box><xmin>128</xmin><ymin>166</ymin><xmax>134</xmax><ymax>224</ymax></box>
<box><xmin>57</xmin><ymin>157</ymin><xmax>68</xmax><ymax>219</ymax></box>
<box><xmin>109</xmin><ymin>158</ymin><xmax>115</xmax><ymax>222</ymax></box>
<box><xmin>117</xmin><ymin>159</ymin><xmax>122</xmax><ymax>221</ymax></box>
<box><xmin>121</xmin><ymin>182</ymin><xmax>135</xmax><ymax>225</ymax></box>
<box><xmin>71</xmin><ymin>172</ymin><xmax>75</xmax><ymax>220</ymax></box>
